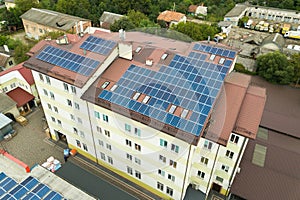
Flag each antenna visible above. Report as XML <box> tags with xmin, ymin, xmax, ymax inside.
<box><xmin>173</xmin><ymin>2</ymin><xmax>176</xmax><ymax>11</ymax></box>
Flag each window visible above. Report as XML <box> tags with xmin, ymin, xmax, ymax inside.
<box><xmin>135</xmin><ymin>46</ymin><xmax>142</xmax><ymax>53</ymax></box>
<box><xmin>94</xmin><ymin>111</ymin><xmax>100</xmax><ymax>119</ymax></box>
<box><xmin>101</xmin><ymin>81</ymin><xmax>110</xmax><ymax>89</ymax></box>
<box><xmin>2</xmin><ymin>87</ymin><xmax>7</xmax><ymax>92</ymax></box>
<box><xmin>74</xmin><ymin>103</ymin><xmax>80</xmax><ymax>110</ymax></box>
<box><xmin>70</xmin><ymin>114</ymin><xmax>75</xmax><ymax>121</ymax></box>
<box><xmin>10</xmin><ymin>83</ymin><xmax>16</xmax><ymax>89</ymax></box>
<box><xmin>166</xmin><ymin>187</ymin><xmax>173</xmax><ymax>196</ymax></box>
<box><xmin>76</xmin><ymin>140</ymin><xmax>81</xmax><ymax>148</ymax></box>
<box><xmin>80</xmin><ymin>131</ymin><xmax>85</xmax><ymax>138</ymax></box>
<box><xmin>135</xmin><ymin>157</ymin><xmax>141</xmax><ymax>165</ymax></box>
<box><xmin>226</xmin><ymin>150</ymin><xmax>234</xmax><ymax>159</ymax></box>
<box><xmin>197</xmin><ymin>170</ymin><xmax>205</xmax><ymax>179</ymax></box>
<box><xmin>98</xmin><ymin>139</ymin><xmax>104</xmax><ymax>146</ymax></box>
<box><xmin>134</xmin><ymin>128</ymin><xmax>141</xmax><ymax>137</ymax></box>
<box><xmin>126</xmin><ymin>153</ymin><xmax>132</xmax><ymax>161</ymax></box>
<box><xmin>142</xmin><ymin>95</ymin><xmax>150</xmax><ymax>104</ymax></box>
<box><xmin>96</xmin><ymin>126</ymin><xmax>102</xmax><ymax>133</ymax></box>
<box><xmin>209</xmin><ymin>54</ymin><xmax>216</xmax><ymax>61</ymax></box>
<box><xmin>50</xmin><ymin>92</ymin><xmax>55</xmax><ymax>99</ymax></box>
<box><xmin>135</xmin><ymin>143</ymin><xmax>141</xmax><ymax>151</ymax></box>
<box><xmin>57</xmin><ymin>120</ymin><xmax>62</xmax><ymax>126</ymax></box>
<box><xmin>106</xmin><ymin>144</ymin><xmax>112</xmax><ymax>150</ymax></box>
<box><xmin>126</xmin><ymin>139</ymin><xmax>132</xmax><ymax>147</ymax></box>
<box><xmin>8</xmin><ymin>60</ymin><xmax>13</xmax><ymax>66</ymax></box>
<box><xmin>39</xmin><ymin>73</ymin><xmax>44</xmax><ymax>81</ymax></box>
<box><xmin>171</xmin><ymin>144</ymin><xmax>179</xmax><ymax>153</ymax></box>
<box><xmin>219</xmin><ymin>58</ymin><xmax>225</xmax><ymax>64</ymax></box>
<box><xmin>221</xmin><ymin>165</ymin><xmax>229</xmax><ymax>172</ymax></box>
<box><xmin>43</xmin><ymin>89</ymin><xmax>48</xmax><ymax>96</ymax></box>
<box><xmin>73</xmin><ymin>127</ymin><xmax>78</xmax><ymax>135</ymax></box>
<box><xmin>47</xmin><ymin>103</ymin><xmax>52</xmax><ymax>110</ymax></box>
<box><xmin>39</xmin><ymin>28</ymin><xmax>43</xmax><ymax>33</ymax></box>
<box><xmin>157</xmin><ymin>182</ymin><xmax>164</xmax><ymax>191</ymax></box>
<box><xmin>159</xmin><ymin>155</ymin><xmax>166</xmax><ymax>163</ymax></box>
<box><xmin>110</xmin><ymin>84</ymin><xmax>118</xmax><ymax>91</ymax></box>
<box><xmin>63</xmin><ymin>83</ymin><xmax>69</xmax><ymax>91</ymax></box>
<box><xmin>200</xmin><ymin>156</ymin><xmax>209</xmax><ymax>165</ymax></box>
<box><xmin>104</xmin><ymin>130</ymin><xmax>110</xmax><ymax>137</ymax></box>
<box><xmin>67</xmin><ymin>99</ymin><xmax>72</xmax><ymax>106</ymax></box>
<box><xmin>216</xmin><ymin>176</ymin><xmax>223</xmax><ymax>183</ymax></box>
<box><xmin>100</xmin><ymin>152</ymin><xmax>106</xmax><ymax>160</ymax></box>
<box><xmin>135</xmin><ymin>170</ymin><xmax>141</xmax><ymax>179</ymax></box>
<box><xmin>71</xmin><ymin>86</ymin><xmax>76</xmax><ymax>94</ymax></box>
<box><xmin>168</xmin><ymin>174</ymin><xmax>175</xmax><ymax>182</ymax></box>
<box><xmin>230</xmin><ymin>134</ymin><xmax>239</xmax><ymax>144</ymax></box>
<box><xmin>54</xmin><ymin>106</ymin><xmax>58</xmax><ymax>113</ymax></box>
<box><xmin>181</xmin><ymin>109</ymin><xmax>189</xmax><ymax>118</ymax></box>
<box><xmin>77</xmin><ymin>117</ymin><xmax>82</xmax><ymax>124</ymax></box>
<box><xmin>51</xmin><ymin>117</ymin><xmax>56</xmax><ymax>122</ymax></box>
<box><xmin>125</xmin><ymin>123</ymin><xmax>131</xmax><ymax>132</ymax></box>
<box><xmin>127</xmin><ymin>166</ymin><xmax>133</xmax><ymax>175</ymax></box>
<box><xmin>108</xmin><ymin>156</ymin><xmax>113</xmax><ymax>164</ymax></box>
<box><xmin>103</xmin><ymin>114</ymin><xmax>109</xmax><ymax>122</ymax></box>
<box><xmin>45</xmin><ymin>76</ymin><xmax>51</xmax><ymax>84</ymax></box>
<box><xmin>161</xmin><ymin>53</ymin><xmax>168</xmax><ymax>60</ymax></box>
<box><xmin>168</xmin><ymin>105</ymin><xmax>177</xmax><ymax>114</ymax></box>
<box><xmin>170</xmin><ymin>160</ymin><xmax>177</xmax><ymax>168</ymax></box>
<box><xmin>160</xmin><ymin>139</ymin><xmax>168</xmax><ymax>148</ymax></box>
<box><xmin>158</xmin><ymin>169</ymin><xmax>165</xmax><ymax>176</ymax></box>
<box><xmin>132</xmin><ymin>92</ymin><xmax>141</xmax><ymax>100</ymax></box>
<box><xmin>204</xmin><ymin>140</ymin><xmax>213</xmax><ymax>150</ymax></box>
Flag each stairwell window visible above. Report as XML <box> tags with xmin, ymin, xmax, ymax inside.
<box><xmin>197</xmin><ymin>170</ymin><xmax>205</xmax><ymax>179</ymax></box>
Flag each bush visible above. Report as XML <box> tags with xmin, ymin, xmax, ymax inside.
<box><xmin>234</xmin><ymin>63</ymin><xmax>256</xmax><ymax>75</ymax></box>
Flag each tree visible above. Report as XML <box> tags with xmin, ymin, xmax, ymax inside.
<box><xmin>14</xmin><ymin>0</ymin><xmax>39</xmax><ymax>13</ymax></box>
<box><xmin>256</xmin><ymin>51</ymin><xmax>294</xmax><ymax>84</ymax></box>
<box><xmin>55</xmin><ymin>0</ymin><xmax>90</xmax><ymax>19</ymax></box>
<box><xmin>110</xmin><ymin>17</ymin><xmax>135</xmax><ymax>32</ymax></box>
<box><xmin>289</xmin><ymin>53</ymin><xmax>300</xmax><ymax>85</ymax></box>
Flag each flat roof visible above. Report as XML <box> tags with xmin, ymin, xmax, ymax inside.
<box><xmin>225</xmin><ymin>4</ymin><xmax>247</xmax><ymax>17</ymax></box>
<box><xmin>0</xmin><ymin>93</ymin><xmax>16</xmax><ymax>113</ymax></box>
<box><xmin>0</xmin><ymin>113</ymin><xmax>12</xmax><ymax>129</ymax></box>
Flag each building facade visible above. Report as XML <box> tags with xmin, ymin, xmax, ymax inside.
<box><xmin>24</xmin><ymin>31</ymin><xmax>265</xmax><ymax>199</ymax></box>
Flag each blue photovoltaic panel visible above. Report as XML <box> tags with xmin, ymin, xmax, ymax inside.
<box><xmin>193</xmin><ymin>43</ymin><xmax>237</xmax><ymax>59</ymax></box>
<box><xmin>36</xmin><ymin>45</ymin><xmax>100</xmax><ymax>76</ymax></box>
<box><xmin>80</xmin><ymin>35</ymin><xmax>117</xmax><ymax>55</ymax></box>
<box><xmin>98</xmin><ymin>43</ymin><xmax>233</xmax><ymax>136</ymax></box>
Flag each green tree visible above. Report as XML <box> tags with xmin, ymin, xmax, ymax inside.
<box><xmin>110</xmin><ymin>17</ymin><xmax>135</xmax><ymax>32</ymax></box>
<box><xmin>256</xmin><ymin>51</ymin><xmax>294</xmax><ymax>84</ymax></box>
<box><xmin>55</xmin><ymin>0</ymin><xmax>90</xmax><ymax>19</ymax></box>
<box><xmin>289</xmin><ymin>53</ymin><xmax>300</xmax><ymax>85</ymax></box>
<box><xmin>14</xmin><ymin>0</ymin><xmax>39</xmax><ymax>13</ymax></box>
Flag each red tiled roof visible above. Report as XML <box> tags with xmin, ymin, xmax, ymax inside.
<box><xmin>6</xmin><ymin>87</ymin><xmax>34</xmax><ymax>107</ymax></box>
<box><xmin>157</xmin><ymin>10</ymin><xmax>185</xmax><ymax>22</ymax></box>
<box><xmin>188</xmin><ymin>5</ymin><xmax>198</xmax><ymax>13</ymax></box>
<box><xmin>0</xmin><ymin>62</ymin><xmax>34</xmax><ymax>85</ymax></box>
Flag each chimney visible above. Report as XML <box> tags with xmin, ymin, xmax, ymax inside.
<box><xmin>146</xmin><ymin>58</ymin><xmax>153</xmax><ymax>66</ymax></box>
<box><xmin>207</xmin><ymin>36</ymin><xmax>210</xmax><ymax>43</ymax></box>
<box><xmin>119</xmin><ymin>29</ymin><xmax>126</xmax><ymax>41</ymax></box>
<box><xmin>79</xmin><ymin>21</ymin><xmax>84</xmax><ymax>36</ymax></box>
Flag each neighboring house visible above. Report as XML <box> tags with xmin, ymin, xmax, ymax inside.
<box><xmin>225</xmin><ymin>3</ymin><xmax>300</xmax><ymax>26</ymax></box>
<box><xmin>0</xmin><ymin>52</ymin><xmax>15</xmax><ymax>70</ymax></box>
<box><xmin>0</xmin><ymin>93</ymin><xmax>19</xmax><ymax>121</ymax></box>
<box><xmin>99</xmin><ymin>11</ymin><xmax>124</xmax><ymax>30</ymax></box>
<box><xmin>260</xmin><ymin>33</ymin><xmax>285</xmax><ymax>53</ymax></box>
<box><xmin>230</xmin><ymin>76</ymin><xmax>300</xmax><ymax>200</ymax></box>
<box><xmin>24</xmin><ymin>31</ymin><xmax>265</xmax><ymax>200</ymax></box>
<box><xmin>20</xmin><ymin>8</ymin><xmax>92</xmax><ymax>40</ymax></box>
<box><xmin>4</xmin><ymin>0</ymin><xmax>15</xmax><ymax>10</ymax></box>
<box><xmin>0</xmin><ymin>113</ymin><xmax>14</xmax><ymax>140</ymax></box>
<box><xmin>188</xmin><ymin>4</ymin><xmax>207</xmax><ymax>17</ymax></box>
<box><xmin>0</xmin><ymin>62</ymin><xmax>38</xmax><ymax>116</ymax></box>
<box><xmin>157</xmin><ymin>10</ymin><xmax>186</xmax><ymax>27</ymax></box>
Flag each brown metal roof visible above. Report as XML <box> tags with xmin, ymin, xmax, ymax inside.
<box><xmin>251</xmin><ymin>76</ymin><xmax>300</xmax><ymax>138</ymax></box>
<box><xmin>188</xmin><ymin>5</ymin><xmax>198</xmax><ymax>13</ymax></box>
<box><xmin>231</xmin><ymin>129</ymin><xmax>300</xmax><ymax>200</ymax></box>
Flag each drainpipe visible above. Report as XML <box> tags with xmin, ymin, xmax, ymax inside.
<box><xmin>205</xmin><ymin>143</ymin><xmax>220</xmax><ymax>199</ymax></box>
<box><xmin>86</xmin><ymin>101</ymin><xmax>99</xmax><ymax>163</ymax></box>
<box><xmin>180</xmin><ymin>144</ymin><xmax>192</xmax><ymax>200</ymax></box>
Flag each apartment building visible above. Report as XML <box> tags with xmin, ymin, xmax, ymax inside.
<box><xmin>24</xmin><ymin>31</ymin><xmax>266</xmax><ymax>199</ymax></box>
<box><xmin>224</xmin><ymin>3</ymin><xmax>300</xmax><ymax>26</ymax></box>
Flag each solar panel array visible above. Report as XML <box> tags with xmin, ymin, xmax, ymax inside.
<box><xmin>0</xmin><ymin>172</ymin><xmax>63</xmax><ymax>200</ymax></box>
<box><xmin>80</xmin><ymin>35</ymin><xmax>117</xmax><ymax>55</ymax></box>
<box><xmin>193</xmin><ymin>43</ymin><xmax>237</xmax><ymax>59</ymax></box>
<box><xmin>98</xmin><ymin>44</ymin><xmax>234</xmax><ymax>136</ymax></box>
<box><xmin>36</xmin><ymin>45</ymin><xmax>100</xmax><ymax>76</ymax></box>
